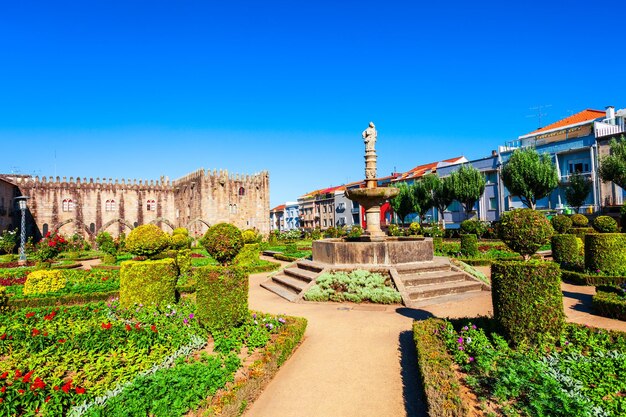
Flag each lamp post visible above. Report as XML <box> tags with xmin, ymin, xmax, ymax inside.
<box><xmin>14</xmin><ymin>196</ymin><xmax>30</xmax><ymax>265</ymax></box>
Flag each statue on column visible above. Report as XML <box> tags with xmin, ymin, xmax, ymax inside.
<box><xmin>362</xmin><ymin>122</ymin><xmax>377</xmax><ymax>152</ymax></box>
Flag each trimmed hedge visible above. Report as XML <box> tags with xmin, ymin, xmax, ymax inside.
<box><xmin>234</xmin><ymin>243</ymin><xmax>261</xmax><ymax>266</ymax></box>
<box><xmin>550</xmin><ymin>215</ymin><xmax>572</xmax><ymax>234</ymax></box>
<box><xmin>23</xmin><ymin>270</ymin><xmax>66</xmax><ymax>296</ymax></box>
<box><xmin>0</xmin><ymin>286</ymin><xmax>8</xmax><ymax>312</ymax></box>
<box><xmin>125</xmin><ymin>224</ymin><xmax>171</xmax><ymax>257</ymax></box>
<box><xmin>7</xmin><ymin>290</ymin><xmax>119</xmax><ymax>309</ymax></box>
<box><xmin>201</xmin><ymin>223</ymin><xmax>244</xmax><ymax>265</ymax></box>
<box><xmin>571</xmin><ymin>227</ymin><xmax>595</xmax><ymax>239</ymax></box>
<box><xmin>175</xmin><ymin>249</ymin><xmax>192</xmax><ymax>277</ymax></box>
<box><xmin>497</xmin><ymin>208</ymin><xmax>553</xmax><ymax>259</ymax></box>
<box><xmin>460</xmin><ymin>234</ymin><xmax>478</xmax><ymax>257</ymax></box>
<box><xmin>196</xmin><ymin>266</ymin><xmax>248</xmax><ymax>332</ymax></box>
<box><xmin>433</xmin><ymin>236</ymin><xmax>443</xmax><ymax>252</ymax></box>
<box><xmin>491</xmin><ymin>260</ymin><xmax>564</xmax><ymax>345</ymax></box>
<box><xmin>593</xmin><ymin>215</ymin><xmax>618</xmax><ymax>233</ymax></box>
<box><xmin>561</xmin><ymin>269</ymin><xmax>626</xmax><ymax>286</ymax></box>
<box><xmin>571</xmin><ymin>213</ymin><xmax>589</xmax><ymax>227</ymax></box>
<box><xmin>119</xmin><ymin>259</ymin><xmax>178</xmax><ymax>308</ymax></box>
<box><xmin>592</xmin><ymin>286</ymin><xmax>626</xmax><ymax>321</ymax></box>
<box><xmin>551</xmin><ymin>234</ymin><xmax>580</xmax><ymax>265</ymax></box>
<box><xmin>413</xmin><ymin>318</ymin><xmax>467</xmax><ymax>417</ymax></box>
<box><xmin>592</xmin><ymin>286</ymin><xmax>626</xmax><ymax>320</ymax></box>
<box><xmin>584</xmin><ymin>233</ymin><xmax>626</xmax><ymax>276</ymax></box>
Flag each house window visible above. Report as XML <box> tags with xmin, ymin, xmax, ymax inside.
<box><xmin>105</xmin><ymin>199</ymin><xmax>116</xmax><ymax>212</ymax></box>
<box><xmin>62</xmin><ymin>199</ymin><xmax>74</xmax><ymax>212</ymax></box>
<box><xmin>90</xmin><ymin>223</ymin><xmax>95</xmax><ymax>233</ymax></box>
<box><xmin>146</xmin><ymin>200</ymin><xmax>156</xmax><ymax>211</ymax></box>
<box><xmin>489</xmin><ymin>197</ymin><xmax>497</xmax><ymax>210</ymax></box>
<box><xmin>323</xmin><ymin>219</ymin><xmax>327</xmax><ymax>227</ymax></box>
<box><xmin>42</xmin><ymin>223</ymin><xmax>48</xmax><ymax>236</ymax></box>
<box><xmin>568</xmin><ymin>160</ymin><xmax>590</xmax><ymax>174</ymax></box>
<box><xmin>238</xmin><ymin>187</ymin><xmax>245</xmax><ymax>196</ymax></box>
<box><xmin>485</xmin><ymin>172</ymin><xmax>497</xmax><ymax>184</ymax></box>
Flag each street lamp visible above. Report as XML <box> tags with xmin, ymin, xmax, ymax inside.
<box><xmin>14</xmin><ymin>196</ymin><xmax>30</xmax><ymax>265</ymax></box>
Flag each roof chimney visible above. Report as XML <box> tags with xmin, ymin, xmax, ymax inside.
<box><xmin>606</xmin><ymin>106</ymin><xmax>616</xmax><ymax>125</ymax></box>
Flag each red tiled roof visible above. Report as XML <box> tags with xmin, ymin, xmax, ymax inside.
<box><xmin>525</xmin><ymin>109</ymin><xmax>606</xmax><ymax>136</ymax></box>
<box><xmin>270</xmin><ymin>204</ymin><xmax>286</xmax><ymax>212</ymax></box>
<box><xmin>395</xmin><ymin>156</ymin><xmax>465</xmax><ymax>181</ymax></box>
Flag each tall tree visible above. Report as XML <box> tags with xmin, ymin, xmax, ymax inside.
<box><xmin>599</xmin><ymin>136</ymin><xmax>626</xmax><ymax>190</ymax></box>
<box><xmin>449</xmin><ymin>165</ymin><xmax>486</xmax><ymax>219</ymax></box>
<box><xmin>501</xmin><ymin>147</ymin><xmax>559</xmax><ymax>209</ymax></box>
<box><xmin>431</xmin><ymin>175</ymin><xmax>455</xmax><ymax>228</ymax></box>
<box><xmin>412</xmin><ymin>175</ymin><xmax>437</xmax><ymax>222</ymax></box>
<box><xmin>564</xmin><ymin>172</ymin><xmax>592</xmax><ymax>213</ymax></box>
<box><xmin>390</xmin><ymin>183</ymin><xmax>416</xmax><ymax>225</ymax></box>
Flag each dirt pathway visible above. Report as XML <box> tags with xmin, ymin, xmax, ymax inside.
<box><xmin>244</xmin><ymin>262</ymin><xmax>626</xmax><ymax>417</ymax></box>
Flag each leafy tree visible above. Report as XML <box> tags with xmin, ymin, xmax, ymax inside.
<box><xmin>501</xmin><ymin>147</ymin><xmax>559</xmax><ymax>209</ymax></box>
<box><xmin>390</xmin><ymin>183</ymin><xmax>415</xmax><ymax>225</ymax></box>
<box><xmin>564</xmin><ymin>172</ymin><xmax>592</xmax><ymax>213</ymax></box>
<box><xmin>599</xmin><ymin>136</ymin><xmax>626</xmax><ymax>190</ymax></box>
<box><xmin>412</xmin><ymin>175</ymin><xmax>437</xmax><ymax>222</ymax></box>
<box><xmin>431</xmin><ymin>175</ymin><xmax>455</xmax><ymax>228</ymax></box>
<box><xmin>448</xmin><ymin>165</ymin><xmax>486</xmax><ymax>219</ymax></box>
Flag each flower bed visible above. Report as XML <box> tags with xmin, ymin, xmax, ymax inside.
<box><xmin>304</xmin><ymin>270</ymin><xmax>401</xmax><ymax>304</ymax></box>
<box><xmin>0</xmin><ymin>301</ymin><xmax>299</xmax><ymax>416</ymax></box>
<box><xmin>414</xmin><ymin>317</ymin><xmax>626</xmax><ymax>417</ymax></box>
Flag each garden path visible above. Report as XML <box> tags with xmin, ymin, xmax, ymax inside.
<box><xmin>246</xmin><ymin>259</ymin><xmax>626</xmax><ymax>417</ymax></box>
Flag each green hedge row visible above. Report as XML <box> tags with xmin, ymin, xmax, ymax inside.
<box><xmin>196</xmin><ymin>266</ymin><xmax>248</xmax><ymax>332</ymax></box>
<box><xmin>592</xmin><ymin>287</ymin><xmax>626</xmax><ymax>321</ymax></box>
<box><xmin>571</xmin><ymin>227</ymin><xmax>595</xmax><ymax>239</ymax></box>
<box><xmin>491</xmin><ymin>260</ymin><xmax>564</xmax><ymax>346</ymax></box>
<box><xmin>561</xmin><ymin>270</ymin><xmax>626</xmax><ymax>286</ymax></box>
<box><xmin>120</xmin><ymin>259</ymin><xmax>178</xmax><ymax>308</ymax></box>
<box><xmin>585</xmin><ymin>234</ymin><xmax>626</xmax><ymax>276</ymax></box>
<box><xmin>413</xmin><ymin>318</ymin><xmax>467</xmax><ymax>417</ymax></box>
<box><xmin>551</xmin><ymin>234</ymin><xmax>580</xmax><ymax>265</ymax></box>
<box><xmin>460</xmin><ymin>234</ymin><xmax>478</xmax><ymax>257</ymax></box>
<box><xmin>7</xmin><ymin>290</ymin><xmax>119</xmax><ymax>309</ymax></box>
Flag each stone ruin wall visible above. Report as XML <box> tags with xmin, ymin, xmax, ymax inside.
<box><xmin>5</xmin><ymin>168</ymin><xmax>270</xmax><ymax>240</ymax></box>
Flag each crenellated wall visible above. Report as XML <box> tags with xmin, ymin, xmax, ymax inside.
<box><xmin>0</xmin><ymin>168</ymin><xmax>270</xmax><ymax>240</ymax></box>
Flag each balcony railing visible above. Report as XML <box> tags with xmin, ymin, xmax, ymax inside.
<box><xmin>560</xmin><ymin>172</ymin><xmax>592</xmax><ymax>182</ymax></box>
<box><xmin>595</xmin><ymin>121</ymin><xmax>625</xmax><ymax>138</ymax></box>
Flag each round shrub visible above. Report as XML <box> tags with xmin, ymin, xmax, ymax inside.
<box><xmin>125</xmin><ymin>224</ymin><xmax>171</xmax><ymax>257</ymax></box>
<box><xmin>592</xmin><ymin>215</ymin><xmax>618</xmax><ymax>233</ymax></box>
<box><xmin>460</xmin><ymin>219</ymin><xmax>488</xmax><ymax>237</ymax></box>
<box><xmin>550</xmin><ymin>215</ymin><xmax>572</xmax><ymax>234</ymax></box>
<box><xmin>388</xmin><ymin>224</ymin><xmax>402</xmax><ymax>237</ymax></box>
<box><xmin>96</xmin><ymin>231</ymin><xmax>117</xmax><ymax>255</ymax></box>
<box><xmin>172</xmin><ymin>227</ymin><xmax>189</xmax><ymax>236</ymax></box>
<box><xmin>571</xmin><ymin>213</ymin><xmax>589</xmax><ymax>227</ymax></box>
<box><xmin>551</xmin><ymin>234</ymin><xmax>580</xmax><ymax>266</ymax></box>
<box><xmin>497</xmin><ymin>209</ymin><xmax>554</xmax><ymax>259</ymax></box>
<box><xmin>491</xmin><ymin>260</ymin><xmax>564</xmax><ymax>346</ymax></box>
<box><xmin>242</xmin><ymin>229</ymin><xmax>260</xmax><ymax>244</ymax></box>
<box><xmin>201</xmin><ymin>223</ymin><xmax>243</xmax><ymax>265</ymax></box>
<box><xmin>584</xmin><ymin>234</ymin><xmax>626</xmax><ymax>276</ymax></box>
<box><xmin>408</xmin><ymin>222</ymin><xmax>421</xmax><ymax>236</ymax></box>
<box><xmin>170</xmin><ymin>233</ymin><xmax>191</xmax><ymax>250</ymax></box>
<box><xmin>460</xmin><ymin>234</ymin><xmax>478</xmax><ymax>257</ymax></box>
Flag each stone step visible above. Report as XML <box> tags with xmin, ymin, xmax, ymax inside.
<box><xmin>296</xmin><ymin>260</ymin><xmax>325</xmax><ymax>273</ymax></box>
<box><xmin>260</xmin><ymin>281</ymin><xmax>299</xmax><ymax>302</ymax></box>
<box><xmin>401</xmin><ymin>270</ymin><xmax>466</xmax><ymax>286</ymax></box>
<box><xmin>283</xmin><ymin>267</ymin><xmax>318</xmax><ymax>282</ymax></box>
<box><xmin>395</xmin><ymin>259</ymin><xmax>451</xmax><ymax>275</ymax></box>
<box><xmin>407</xmin><ymin>280</ymin><xmax>483</xmax><ymax>301</ymax></box>
<box><xmin>272</xmin><ymin>274</ymin><xmax>309</xmax><ymax>293</ymax></box>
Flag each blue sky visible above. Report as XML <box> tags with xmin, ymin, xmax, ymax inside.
<box><xmin>1</xmin><ymin>1</ymin><xmax>624</xmax><ymax>208</ymax></box>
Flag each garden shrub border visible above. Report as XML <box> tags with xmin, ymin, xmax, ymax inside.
<box><xmin>202</xmin><ymin>316</ymin><xmax>308</xmax><ymax>416</ymax></box>
<box><xmin>196</xmin><ymin>266</ymin><xmax>249</xmax><ymax>332</ymax></box>
<box><xmin>561</xmin><ymin>269</ymin><xmax>626</xmax><ymax>286</ymax></box>
<box><xmin>592</xmin><ymin>287</ymin><xmax>626</xmax><ymax>321</ymax></box>
<box><xmin>584</xmin><ymin>233</ymin><xmax>626</xmax><ymax>276</ymax></box>
<box><xmin>413</xmin><ymin>318</ymin><xmax>467</xmax><ymax>417</ymax></box>
<box><xmin>551</xmin><ymin>234</ymin><xmax>580</xmax><ymax>265</ymax></box>
<box><xmin>7</xmin><ymin>290</ymin><xmax>119</xmax><ymax>309</ymax></box>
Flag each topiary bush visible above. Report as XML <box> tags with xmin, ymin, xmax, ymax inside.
<box><xmin>551</xmin><ymin>234</ymin><xmax>581</xmax><ymax>266</ymax></box>
<box><xmin>585</xmin><ymin>234</ymin><xmax>626</xmax><ymax>276</ymax></box>
<box><xmin>571</xmin><ymin>213</ymin><xmax>589</xmax><ymax>227</ymax></box>
<box><xmin>550</xmin><ymin>215</ymin><xmax>572</xmax><ymax>234</ymax></box>
<box><xmin>592</xmin><ymin>286</ymin><xmax>626</xmax><ymax>321</ymax></box>
<box><xmin>388</xmin><ymin>224</ymin><xmax>403</xmax><ymax>237</ymax></box>
<box><xmin>23</xmin><ymin>270</ymin><xmax>66</xmax><ymax>296</ymax></box>
<box><xmin>347</xmin><ymin>225</ymin><xmax>363</xmax><ymax>239</ymax></box>
<box><xmin>570</xmin><ymin>227</ymin><xmax>596</xmax><ymax>240</ymax></box>
<box><xmin>242</xmin><ymin>229</ymin><xmax>260</xmax><ymax>244</ymax></box>
<box><xmin>460</xmin><ymin>219</ymin><xmax>488</xmax><ymax>238</ymax></box>
<box><xmin>497</xmin><ymin>209</ymin><xmax>554</xmax><ymax>259</ymax></box>
<box><xmin>460</xmin><ymin>234</ymin><xmax>478</xmax><ymax>257</ymax></box>
<box><xmin>408</xmin><ymin>222</ymin><xmax>421</xmax><ymax>236</ymax></box>
<box><xmin>119</xmin><ymin>259</ymin><xmax>178</xmax><ymax>308</ymax></box>
<box><xmin>125</xmin><ymin>224</ymin><xmax>171</xmax><ymax>257</ymax></box>
<box><xmin>170</xmin><ymin>233</ymin><xmax>191</xmax><ymax>250</ymax></box>
<box><xmin>491</xmin><ymin>260</ymin><xmax>564</xmax><ymax>346</ymax></box>
<box><xmin>592</xmin><ymin>215</ymin><xmax>618</xmax><ymax>233</ymax></box>
<box><xmin>200</xmin><ymin>223</ymin><xmax>243</xmax><ymax>265</ymax></box>
<box><xmin>175</xmin><ymin>249</ymin><xmax>192</xmax><ymax>277</ymax></box>
<box><xmin>172</xmin><ymin>227</ymin><xmax>188</xmax><ymax>236</ymax></box>
<box><xmin>233</xmin><ymin>243</ymin><xmax>260</xmax><ymax>266</ymax></box>
<box><xmin>196</xmin><ymin>266</ymin><xmax>248</xmax><ymax>332</ymax></box>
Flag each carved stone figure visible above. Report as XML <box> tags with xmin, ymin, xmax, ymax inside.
<box><xmin>362</xmin><ymin>122</ymin><xmax>377</xmax><ymax>152</ymax></box>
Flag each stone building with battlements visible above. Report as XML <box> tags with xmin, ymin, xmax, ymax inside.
<box><xmin>0</xmin><ymin>168</ymin><xmax>270</xmax><ymax>241</ymax></box>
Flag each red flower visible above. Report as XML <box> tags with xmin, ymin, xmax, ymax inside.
<box><xmin>26</xmin><ymin>312</ymin><xmax>35</xmax><ymax>318</ymax></box>
<box><xmin>53</xmin><ymin>385</ymin><xmax>59</xmax><ymax>391</ymax></box>
<box><xmin>101</xmin><ymin>322</ymin><xmax>112</xmax><ymax>330</ymax></box>
<box><xmin>45</xmin><ymin>396</ymin><xmax>51</xmax><ymax>403</ymax></box>
<box><xmin>31</xmin><ymin>377</ymin><xmax>45</xmax><ymax>390</ymax></box>
<box><xmin>58</xmin><ymin>338</ymin><xmax>66</xmax><ymax>344</ymax></box>
<box><xmin>0</xmin><ymin>333</ymin><xmax>6</xmax><ymax>340</ymax></box>
<box><xmin>18</xmin><ymin>389</ymin><xmax>25</xmax><ymax>394</ymax></box>
<box><xmin>75</xmin><ymin>387</ymin><xmax>85</xmax><ymax>394</ymax></box>
<box><xmin>0</xmin><ymin>386</ymin><xmax>5</xmax><ymax>392</ymax></box>
<box><xmin>151</xmin><ymin>325</ymin><xmax>157</xmax><ymax>333</ymax></box>
<box><xmin>61</xmin><ymin>380</ymin><xmax>72</xmax><ymax>393</ymax></box>
<box><xmin>45</xmin><ymin>231</ymin><xmax>51</xmax><ymax>238</ymax></box>
<box><xmin>0</xmin><ymin>372</ymin><xmax>7</xmax><ymax>379</ymax></box>
<box><xmin>135</xmin><ymin>323</ymin><xmax>141</xmax><ymax>330</ymax></box>
<box><xmin>14</xmin><ymin>370</ymin><xmax>22</xmax><ymax>378</ymax></box>
<box><xmin>22</xmin><ymin>370</ymin><xmax>34</xmax><ymax>383</ymax></box>
<box><xmin>44</xmin><ymin>311</ymin><xmax>57</xmax><ymax>320</ymax></box>
<box><xmin>125</xmin><ymin>324</ymin><xmax>132</xmax><ymax>331</ymax></box>
<box><xmin>32</xmin><ymin>328</ymin><xmax>40</xmax><ymax>336</ymax></box>
<box><xmin>0</xmin><ymin>398</ymin><xmax>3</xmax><ymax>403</ymax></box>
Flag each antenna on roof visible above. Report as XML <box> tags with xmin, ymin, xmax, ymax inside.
<box><xmin>526</xmin><ymin>104</ymin><xmax>552</xmax><ymax>129</ymax></box>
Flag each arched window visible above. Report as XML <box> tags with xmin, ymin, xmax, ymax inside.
<box><xmin>68</xmin><ymin>199</ymin><xmax>75</xmax><ymax>211</ymax></box>
<box><xmin>232</xmin><ymin>204</ymin><xmax>238</xmax><ymax>214</ymax></box>
<box><xmin>62</xmin><ymin>199</ymin><xmax>73</xmax><ymax>212</ymax></box>
<box><xmin>89</xmin><ymin>223</ymin><xmax>95</xmax><ymax>233</ymax></box>
<box><xmin>238</xmin><ymin>187</ymin><xmax>245</xmax><ymax>196</ymax></box>
<box><xmin>105</xmin><ymin>199</ymin><xmax>116</xmax><ymax>212</ymax></box>
<box><xmin>42</xmin><ymin>223</ymin><xmax>49</xmax><ymax>236</ymax></box>
<box><xmin>146</xmin><ymin>200</ymin><xmax>156</xmax><ymax>211</ymax></box>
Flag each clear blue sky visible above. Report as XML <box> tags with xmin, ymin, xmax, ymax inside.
<box><xmin>1</xmin><ymin>1</ymin><xmax>624</xmax><ymax>208</ymax></box>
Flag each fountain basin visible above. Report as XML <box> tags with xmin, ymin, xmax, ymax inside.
<box><xmin>312</xmin><ymin>236</ymin><xmax>433</xmax><ymax>266</ymax></box>
<box><xmin>345</xmin><ymin>187</ymin><xmax>399</xmax><ymax>204</ymax></box>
